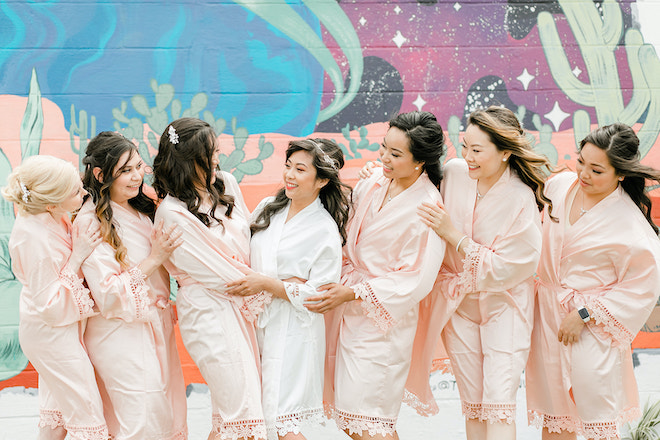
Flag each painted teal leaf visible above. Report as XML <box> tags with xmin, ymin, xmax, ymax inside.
<box><xmin>257</xmin><ymin>136</ymin><xmax>274</xmax><ymax>160</ymax></box>
<box><xmin>0</xmin><ymin>150</ymin><xmax>16</xmax><ymax>235</ymax></box>
<box><xmin>189</xmin><ymin>93</ymin><xmax>208</xmax><ymax>115</ymax></box>
<box><xmin>231</xmin><ymin>170</ymin><xmax>245</xmax><ymax>183</ymax></box>
<box><xmin>171</xmin><ymin>99</ymin><xmax>182</xmax><ymax>121</ymax></box>
<box><xmin>236</xmin><ymin>159</ymin><xmax>263</xmax><ymax>175</ymax></box>
<box><xmin>0</xmin><ymin>235</ymin><xmax>27</xmax><ymax>381</ymax></box>
<box><xmin>20</xmin><ymin>68</ymin><xmax>43</xmax><ymax>160</ymax></box>
<box><xmin>155</xmin><ymin>83</ymin><xmax>175</xmax><ymax>112</ymax></box>
<box><xmin>223</xmin><ymin>150</ymin><xmax>245</xmax><ymax>170</ymax></box>
<box><xmin>131</xmin><ymin>95</ymin><xmax>151</xmax><ymax>117</ymax></box>
<box><xmin>233</xmin><ymin>127</ymin><xmax>249</xmax><ymax>150</ymax></box>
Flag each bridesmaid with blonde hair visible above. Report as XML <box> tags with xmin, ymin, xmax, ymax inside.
<box><xmin>3</xmin><ymin>155</ymin><xmax>107</xmax><ymax>440</ymax></box>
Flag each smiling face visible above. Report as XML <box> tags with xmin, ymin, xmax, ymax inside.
<box><xmin>283</xmin><ymin>150</ymin><xmax>327</xmax><ymax>206</ymax></box>
<box><xmin>576</xmin><ymin>142</ymin><xmax>621</xmax><ymax>199</ymax></box>
<box><xmin>462</xmin><ymin>123</ymin><xmax>510</xmax><ymax>187</ymax></box>
<box><xmin>379</xmin><ymin>127</ymin><xmax>422</xmax><ymax>184</ymax></box>
<box><xmin>109</xmin><ymin>150</ymin><xmax>145</xmax><ymax>206</ymax></box>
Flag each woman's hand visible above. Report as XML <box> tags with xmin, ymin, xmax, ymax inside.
<box><xmin>358</xmin><ymin>161</ymin><xmax>382</xmax><ymax>179</ymax></box>
<box><xmin>304</xmin><ymin>283</ymin><xmax>355</xmax><ymax>314</ymax></box>
<box><xmin>417</xmin><ymin>201</ymin><xmax>458</xmax><ymax>239</ymax></box>
<box><xmin>70</xmin><ymin>220</ymin><xmax>103</xmax><ymax>268</ymax></box>
<box><xmin>150</xmin><ymin>220</ymin><xmax>183</xmax><ymax>266</ymax></box>
<box><xmin>226</xmin><ymin>272</ymin><xmax>273</xmax><ymax>297</ymax></box>
<box><xmin>557</xmin><ymin>309</ymin><xmax>586</xmax><ymax>345</ymax></box>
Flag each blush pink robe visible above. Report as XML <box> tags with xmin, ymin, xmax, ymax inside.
<box><xmin>155</xmin><ymin>171</ymin><xmax>269</xmax><ymax>440</ymax></box>
<box><xmin>526</xmin><ymin>172</ymin><xmax>660</xmax><ymax>440</ymax></box>
<box><xmin>324</xmin><ymin>168</ymin><xmax>446</xmax><ymax>437</ymax></box>
<box><xmin>408</xmin><ymin>159</ymin><xmax>542</xmax><ymax>422</ymax></box>
<box><xmin>9</xmin><ymin>212</ymin><xmax>108</xmax><ymax>440</ymax></box>
<box><xmin>74</xmin><ymin>199</ymin><xmax>187</xmax><ymax>440</ymax></box>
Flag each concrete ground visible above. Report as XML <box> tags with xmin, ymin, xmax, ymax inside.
<box><xmin>2</xmin><ymin>350</ymin><xmax>660</xmax><ymax>440</ymax></box>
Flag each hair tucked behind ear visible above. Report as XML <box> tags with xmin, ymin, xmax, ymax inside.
<box><xmin>251</xmin><ymin>138</ymin><xmax>352</xmax><ymax>245</ymax></box>
<box><xmin>468</xmin><ymin>106</ymin><xmax>556</xmax><ymax>221</ymax></box>
<box><xmin>389</xmin><ymin>111</ymin><xmax>445</xmax><ymax>191</ymax></box>
<box><xmin>152</xmin><ymin>118</ymin><xmax>235</xmax><ymax>228</ymax></box>
<box><xmin>581</xmin><ymin>123</ymin><xmax>660</xmax><ymax>234</ymax></box>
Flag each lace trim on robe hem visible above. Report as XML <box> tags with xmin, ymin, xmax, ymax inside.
<box><xmin>168</xmin><ymin>428</ymin><xmax>188</xmax><ymax>440</ymax></box>
<box><xmin>458</xmin><ymin>240</ymin><xmax>481</xmax><ymax>295</ymax></box>
<box><xmin>39</xmin><ymin>409</ymin><xmax>64</xmax><ymax>429</ymax></box>
<box><xmin>239</xmin><ymin>291</ymin><xmax>273</xmax><ymax>322</ymax></box>
<box><xmin>462</xmin><ymin>401</ymin><xmax>516</xmax><ymax>424</ymax></box>
<box><xmin>403</xmin><ymin>389</ymin><xmax>437</xmax><ymax>417</ymax></box>
<box><xmin>211</xmin><ymin>414</ymin><xmax>267</xmax><ymax>440</ymax></box>
<box><xmin>588</xmin><ymin>298</ymin><xmax>634</xmax><ymax>347</ymax></box>
<box><xmin>128</xmin><ymin>267</ymin><xmax>150</xmax><ymax>320</ymax></box>
<box><xmin>59</xmin><ymin>268</ymin><xmax>95</xmax><ymax>317</ymax></box>
<box><xmin>354</xmin><ymin>281</ymin><xmax>396</xmax><ymax>332</ymax></box>
<box><xmin>333</xmin><ymin>408</ymin><xmax>397</xmax><ymax>437</ymax></box>
<box><xmin>268</xmin><ymin>407</ymin><xmax>325</xmax><ymax>436</ymax></box>
<box><xmin>527</xmin><ymin>406</ymin><xmax>641</xmax><ymax>440</ymax></box>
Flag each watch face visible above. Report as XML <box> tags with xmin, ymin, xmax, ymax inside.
<box><xmin>578</xmin><ymin>308</ymin><xmax>590</xmax><ymax>320</ymax></box>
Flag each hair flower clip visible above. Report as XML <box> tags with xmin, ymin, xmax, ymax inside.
<box><xmin>168</xmin><ymin>125</ymin><xmax>179</xmax><ymax>144</ymax></box>
<box><xmin>19</xmin><ymin>181</ymin><xmax>30</xmax><ymax>203</ymax></box>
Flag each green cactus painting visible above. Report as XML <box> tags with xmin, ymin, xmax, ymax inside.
<box><xmin>0</xmin><ymin>70</ymin><xmax>45</xmax><ymax>380</ymax></box>
<box><xmin>538</xmin><ymin>0</ymin><xmax>660</xmax><ymax>156</ymax></box>
<box><xmin>333</xmin><ymin>124</ymin><xmax>380</xmax><ymax>160</ymax></box>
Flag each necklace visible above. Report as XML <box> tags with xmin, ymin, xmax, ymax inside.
<box><xmin>476</xmin><ymin>188</ymin><xmax>484</xmax><ymax>200</ymax></box>
<box><xmin>579</xmin><ymin>191</ymin><xmax>589</xmax><ymax>216</ymax></box>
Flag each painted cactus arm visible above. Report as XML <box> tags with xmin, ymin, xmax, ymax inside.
<box><xmin>618</xmin><ymin>30</ymin><xmax>651</xmax><ymax>126</ymax></box>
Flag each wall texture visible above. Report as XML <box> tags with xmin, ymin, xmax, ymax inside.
<box><xmin>1</xmin><ymin>0</ymin><xmax>660</xmax><ymax>389</ymax></box>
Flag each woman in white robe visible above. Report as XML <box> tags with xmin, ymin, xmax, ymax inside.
<box><xmin>226</xmin><ymin>139</ymin><xmax>350</xmax><ymax>439</ymax></box>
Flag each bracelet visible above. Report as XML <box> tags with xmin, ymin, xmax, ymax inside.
<box><xmin>456</xmin><ymin>235</ymin><xmax>468</xmax><ymax>253</ymax></box>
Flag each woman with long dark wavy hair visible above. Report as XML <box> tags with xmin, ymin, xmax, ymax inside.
<box><xmin>74</xmin><ymin>131</ymin><xmax>187</xmax><ymax>440</ymax></box>
<box><xmin>225</xmin><ymin>138</ymin><xmax>350</xmax><ymax>439</ymax></box>
<box><xmin>153</xmin><ymin>117</ymin><xmax>270</xmax><ymax>440</ymax></box>
<box><xmin>526</xmin><ymin>123</ymin><xmax>660</xmax><ymax>440</ymax></box>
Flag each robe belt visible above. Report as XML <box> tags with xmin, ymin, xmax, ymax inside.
<box><xmin>535</xmin><ymin>277</ymin><xmax>600</xmax><ymax>312</ymax></box>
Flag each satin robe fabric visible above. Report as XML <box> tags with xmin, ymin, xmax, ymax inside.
<box><xmin>9</xmin><ymin>212</ymin><xmax>108</xmax><ymax>440</ymax></box>
<box><xmin>526</xmin><ymin>172</ymin><xmax>660</xmax><ymax>440</ymax></box>
<box><xmin>251</xmin><ymin>196</ymin><xmax>342</xmax><ymax>436</ymax></box>
<box><xmin>324</xmin><ymin>168</ymin><xmax>446</xmax><ymax>436</ymax></box>
<box><xmin>408</xmin><ymin>159</ymin><xmax>542</xmax><ymax>422</ymax></box>
<box><xmin>155</xmin><ymin>171</ymin><xmax>268</xmax><ymax>440</ymax></box>
<box><xmin>74</xmin><ymin>199</ymin><xmax>187</xmax><ymax>440</ymax></box>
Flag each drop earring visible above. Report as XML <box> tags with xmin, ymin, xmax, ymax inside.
<box><xmin>415</xmin><ymin>166</ymin><xmax>419</xmax><ymax>170</ymax></box>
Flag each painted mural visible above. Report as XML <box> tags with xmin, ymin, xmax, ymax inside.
<box><xmin>1</xmin><ymin>0</ymin><xmax>660</xmax><ymax>387</ymax></box>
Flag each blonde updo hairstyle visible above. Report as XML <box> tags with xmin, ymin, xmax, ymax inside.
<box><xmin>2</xmin><ymin>155</ymin><xmax>81</xmax><ymax>215</ymax></box>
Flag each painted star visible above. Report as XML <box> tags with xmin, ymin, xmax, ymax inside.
<box><xmin>572</xmin><ymin>66</ymin><xmax>582</xmax><ymax>77</ymax></box>
<box><xmin>544</xmin><ymin>101</ymin><xmax>570</xmax><ymax>131</ymax></box>
<box><xmin>454</xmin><ymin>2</ymin><xmax>462</xmax><ymax>11</ymax></box>
<box><xmin>413</xmin><ymin>94</ymin><xmax>427</xmax><ymax>111</ymax></box>
<box><xmin>392</xmin><ymin>30</ymin><xmax>407</xmax><ymax>48</ymax></box>
<box><xmin>359</xmin><ymin>16</ymin><xmax>367</xmax><ymax>26</ymax></box>
<box><xmin>516</xmin><ymin>68</ymin><xmax>535</xmax><ymax>91</ymax></box>
<box><xmin>394</xmin><ymin>5</ymin><xmax>402</xmax><ymax>14</ymax></box>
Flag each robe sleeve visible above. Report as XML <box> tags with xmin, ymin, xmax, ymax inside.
<box><xmin>585</xmin><ymin>237</ymin><xmax>660</xmax><ymax>347</ymax></box>
<box><xmin>351</xmin><ymin>227</ymin><xmax>446</xmax><ymax>332</ymax></box>
<box><xmin>283</xmin><ymin>234</ymin><xmax>342</xmax><ymax>318</ymax></box>
<box><xmin>12</xmin><ymin>231</ymin><xmax>96</xmax><ymax>327</ymax></box>
<box><xmin>459</xmin><ymin>202</ymin><xmax>541</xmax><ymax>294</ymax></box>
<box><xmin>156</xmin><ymin>202</ymin><xmax>270</xmax><ymax>321</ymax></box>
<box><xmin>81</xmin><ymin>239</ymin><xmax>152</xmax><ymax>323</ymax></box>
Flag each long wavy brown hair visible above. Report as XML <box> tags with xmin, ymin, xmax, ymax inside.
<box><xmin>80</xmin><ymin>131</ymin><xmax>156</xmax><ymax>268</ymax></box>
<box><xmin>468</xmin><ymin>106</ymin><xmax>556</xmax><ymax>220</ymax></box>
<box><xmin>152</xmin><ymin>117</ymin><xmax>234</xmax><ymax>227</ymax></box>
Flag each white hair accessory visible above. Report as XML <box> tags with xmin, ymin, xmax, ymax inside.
<box><xmin>310</xmin><ymin>140</ymin><xmax>338</xmax><ymax>171</ymax></box>
<box><xmin>168</xmin><ymin>125</ymin><xmax>179</xmax><ymax>144</ymax></box>
<box><xmin>19</xmin><ymin>181</ymin><xmax>30</xmax><ymax>203</ymax></box>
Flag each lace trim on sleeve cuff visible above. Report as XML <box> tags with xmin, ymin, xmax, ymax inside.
<box><xmin>59</xmin><ymin>268</ymin><xmax>95</xmax><ymax>317</ymax></box>
<box><xmin>458</xmin><ymin>239</ymin><xmax>481</xmax><ymax>294</ymax></box>
<box><xmin>354</xmin><ymin>282</ymin><xmax>396</xmax><ymax>332</ymax></box>
<box><xmin>587</xmin><ymin>298</ymin><xmax>634</xmax><ymax>347</ymax></box>
<box><xmin>239</xmin><ymin>291</ymin><xmax>273</xmax><ymax>322</ymax></box>
<box><xmin>128</xmin><ymin>267</ymin><xmax>150</xmax><ymax>321</ymax></box>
